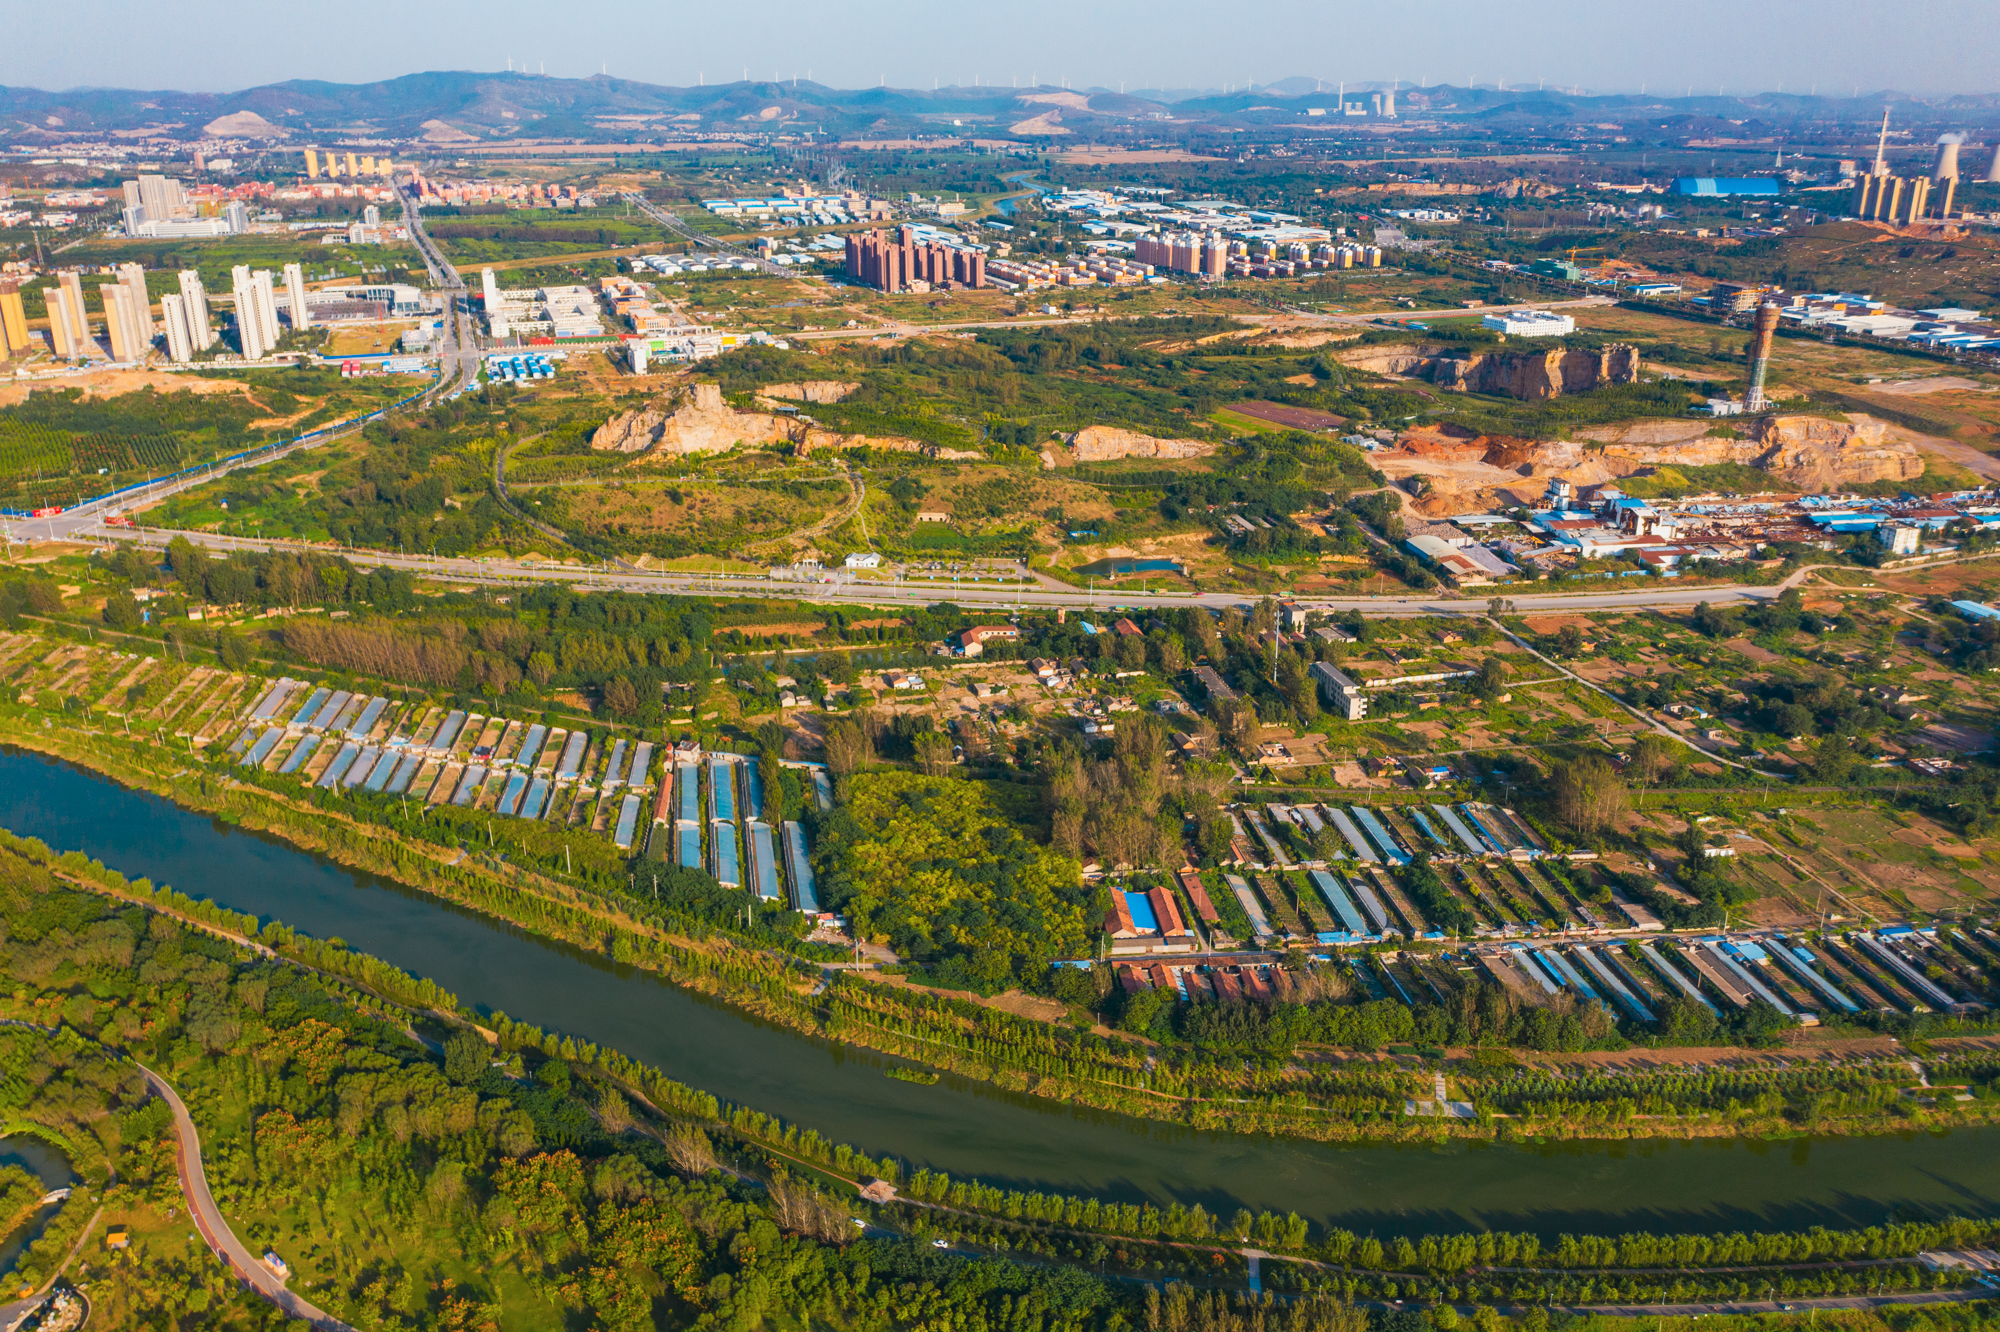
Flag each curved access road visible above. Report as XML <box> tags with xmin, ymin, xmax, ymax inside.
<box><xmin>136</xmin><ymin>1062</ymin><xmax>359</xmax><ymax>1332</ymax></box>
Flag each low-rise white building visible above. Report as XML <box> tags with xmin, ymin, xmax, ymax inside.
<box><xmin>1481</xmin><ymin>309</ymin><xmax>1575</xmax><ymax>337</ymax></box>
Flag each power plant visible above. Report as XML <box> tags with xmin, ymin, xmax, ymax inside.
<box><xmin>1745</xmin><ymin>302</ymin><xmax>1781</xmax><ymax>413</ymax></box>
<box><xmin>1988</xmin><ymin>142</ymin><xmax>2000</xmax><ymax>185</ymax></box>
<box><xmin>1934</xmin><ymin>134</ymin><xmax>1964</xmax><ymax>182</ymax></box>
<box><xmin>1851</xmin><ymin>172</ymin><xmax>1952</xmax><ymax>223</ymax></box>
<box><xmin>1849</xmin><ymin>112</ymin><xmax>1963</xmax><ymax>222</ymax></box>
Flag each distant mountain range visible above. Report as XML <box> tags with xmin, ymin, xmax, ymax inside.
<box><xmin>3</xmin><ymin>70</ymin><xmax>1996</xmax><ymax>145</ymax></box>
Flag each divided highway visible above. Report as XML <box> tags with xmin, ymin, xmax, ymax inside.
<box><xmin>71</xmin><ymin>518</ymin><xmax>1795</xmax><ymax>617</ymax></box>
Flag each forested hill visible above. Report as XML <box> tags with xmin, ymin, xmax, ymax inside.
<box><xmin>3</xmin><ymin>72</ymin><xmax>1992</xmax><ymax>142</ymax></box>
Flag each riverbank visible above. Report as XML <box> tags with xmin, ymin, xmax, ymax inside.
<box><xmin>9</xmin><ymin>844</ymin><xmax>1998</xmax><ymax>1331</ymax></box>
<box><xmin>3</xmin><ymin>701</ymin><xmax>1999</xmax><ymax>1153</ymax></box>
<box><xmin>10</xmin><ymin>744</ymin><xmax>2000</xmax><ymax>1237</ymax></box>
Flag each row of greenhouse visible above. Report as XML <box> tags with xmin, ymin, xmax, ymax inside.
<box><xmin>1243</xmin><ymin>800</ymin><xmax>1548</xmax><ymax>870</ymax></box>
<box><xmin>230</xmin><ymin>680</ymin><xmax>848</xmax><ymax>914</ymax></box>
<box><xmin>642</xmin><ymin>757</ymin><xmax>835</xmax><ymax>916</ymax></box>
<box><xmin>1482</xmin><ymin>924</ymin><xmax>1998</xmax><ymax>1024</ymax></box>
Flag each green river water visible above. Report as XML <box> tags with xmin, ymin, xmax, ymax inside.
<box><xmin>3</xmin><ymin>748</ymin><xmax>1996</xmax><ymax>1238</ymax></box>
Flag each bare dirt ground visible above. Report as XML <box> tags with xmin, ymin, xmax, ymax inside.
<box><xmin>0</xmin><ymin>368</ymin><xmax>253</xmax><ymax>407</ymax></box>
<box><xmin>1575</xmin><ymin>420</ymin><xmax>1717</xmax><ymax>445</ymax></box>
<box><xmin>1876</xmin><ymin>420</ymin><xmax>2000</xmax><ymax>482</ymax></box>
<box><xmin>1872</xmin><ymin>376</ymin><xmax>1998</xmax><ymax>396</ymax></box>
<box><xmin>865</xmin><ymin>974</ymin><xmax>1069</xmax><ymax>1023</ymax></box>
<box><xmin>1506</xmin><ymin>1030</ymin><xmax>1911</xmax><ymax>1073</ymax></box>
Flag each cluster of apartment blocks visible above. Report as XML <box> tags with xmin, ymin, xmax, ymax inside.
<box><xmin>416</xmin><ymin>175</ymin><xmax>595</xmax><ymax>209</ymax></box>
<box><xmin>302</xmin><ymin>149</ymin><xmax>396</xmax><ymax>182</ymax></box>
<box><xmin>119</xmin><ymin>173</ymin><xmax>251</xmax><ymax>239</ymax></box>
<box><xmin>0</xmin><ymin>281</ymin><xmax>36</xmax><ymax>364</ymax></box>
<box><xmin>24</xmin><ymin>258</ymin><xmax>407</xmax><ymax>365</ymax></box>
<box><xmin>984</xmin><ymin>252</ymin><xmax>1154</xmax><ymax>289</ymax></box>
<box><xmin>30</xmin><ymin>264</ymin><xmax>217</xmax><ymax>364</ymax></box>
<box><xmin>843</xmin><ymin>227</ymin><xmax>987</xmax><ymax>293</ymax></box>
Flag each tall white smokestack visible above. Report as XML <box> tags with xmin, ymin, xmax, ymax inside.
<box><xmin>1934</xmin><ymin>133</ymin><xmax>1965</xmax><ymax>182</ymax></box>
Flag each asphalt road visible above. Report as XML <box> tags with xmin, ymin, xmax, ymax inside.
<box><xmin>139</xmin><ymin>1062</ymin><xmax>359</xmax><ymax>1331</ymax></box>
<box><xmin>61</xmin><ymin>520</ymin><xmax>1801</xmax><ymax>616</ymax></box>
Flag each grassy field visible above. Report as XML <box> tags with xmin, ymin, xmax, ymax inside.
<box><xmin>426</xmin><ymin>204</ymin><xmax>671</xmax><ymax>263</ymax></box>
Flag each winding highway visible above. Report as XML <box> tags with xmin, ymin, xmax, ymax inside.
<box><xmin>137</xmin><ymin>1063</ymin><xmax>359</xmax><ymax>1331</ymax></box>
<box><xmin>0</xmin><ymin>1019</ymin><xmax>353</xmax><ymax>1331</ymax></box>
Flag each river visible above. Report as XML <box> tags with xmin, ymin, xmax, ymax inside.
<box><xmin>0</xmin><ymin>1136</ymin><xmax>73</xmax><ymax>1278</ymax></box>
<box><xmin>4</xmin><ymin>747</ymin><xmax>1998</xmax><ymax>1238</ymax></box>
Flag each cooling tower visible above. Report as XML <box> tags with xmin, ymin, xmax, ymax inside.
<box><xmin>1934</xmin><ymin>134</ymin><xmax>1965</xmax><ymax>182</ymax></box>
<box><xmin>1987</xmin><ymin>143</ymin><xmax>2000</xmax><ymax>184</ymax></box>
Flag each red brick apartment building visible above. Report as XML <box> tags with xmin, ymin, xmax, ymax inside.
<box><xmin>845</xmin><ymin>226</ymin><xmax>986</xmax><ymax>293</ymax></box>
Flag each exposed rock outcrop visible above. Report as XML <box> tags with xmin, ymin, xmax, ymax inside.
<box><xmin>1378</xmin><ymin>412</ymin><xmax>1922</xmax><ymax>514</ymax></box>
<box><xmin>1509</xmin><ymin>415</ymin><xmax>1918</xmax><ymax>489</ymax></box>
<box><xmin>1433</xmin><ymin>345</ymin><xmax>1641</xmax><ymax>399</ymax></box>
<box><xmin>1060</xmin><ymin>426</ymin><xmax>1215</xmax><ymax>464</ymax></box>
<box><xmin>1738</xmin><ymin>415</ymin><xmax>1921</xmax><ymax>489</ymax></box>
<box><xmin>760</xmin><ymin>380</ymin><xmax>857</xmax><ymax>404</ymax></box>
<box><xmin>593</xmin><ymin>381</ymin><xmax>988</xmax><ymax>463</ymax></box>
<box><xmin>590</xmin><ymin>383</ymin><xmax>793</xmax><ymax>457</ymax></box>
<box><xmin>1334</xmin><ymin>343</ymin><xmax>1444</xmax><ymax>376</ymax></box>
<box><xmin>796</xmin><ymin>431</ymin><xmax>982</xmax><ymax>461</ymax></box>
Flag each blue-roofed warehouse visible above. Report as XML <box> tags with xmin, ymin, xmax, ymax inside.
<box><xmin>1673</xmin><ymin>178</ymin><xmax>1781</xmax><ymax>196</ymax></box>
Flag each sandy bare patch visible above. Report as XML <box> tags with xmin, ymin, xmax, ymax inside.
<box><xmin>1008</xmin><ymin>112</ymin><xmax>1071</xmax><ymax>136</ymax></box>
<box><xmin>0</xmin><ymin>369</ymin><xmax>254</xmax><ymax>408</ymax></box>
<box><xmin>1017</xmin><ymin>91</ymin><xmax>1094</xmax><ymax>112</ymax></box>
<box><xmin>1872</xmin><ymin>376</ymin><xmax>1996</xmax><ymax>396</ymax></box>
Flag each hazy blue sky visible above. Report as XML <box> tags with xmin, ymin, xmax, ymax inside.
<box><xmin>8</xmin><ymin>0</ymin><xmax>1997</xmax><ymax>97</ymax></box>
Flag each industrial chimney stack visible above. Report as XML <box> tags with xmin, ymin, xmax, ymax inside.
<box><xmin>1987</xmin><ymin>142</ymin><xmax>2000</xmax><ymax>185</ymax></box>
<box><xmin>1745</xmin><ymin>302</ymin><xmax>1781</xmax><ymax>412</ymax></box>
